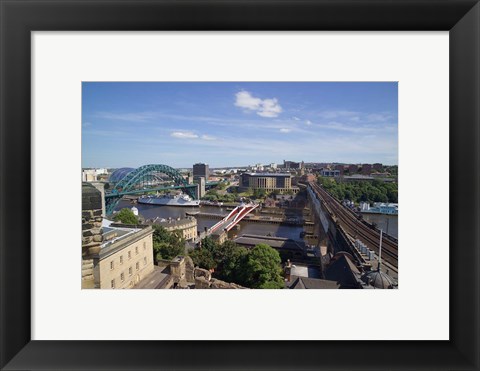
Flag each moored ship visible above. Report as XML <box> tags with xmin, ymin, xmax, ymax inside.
<box><xmin>359</xmin><ymin>202</ymin><xmax>398</xmax><ymax>215</ymax></box>
<box><xmin>138</xmin><ymin>192</ymin><xmax>200</xmax><ymax>207</ymax></box>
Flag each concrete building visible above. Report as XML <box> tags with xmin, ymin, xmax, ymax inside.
<box><xmin>193</xmin><ymin>176</ymin><xmax>206</xmax><ymax>198</ymax></box>
<box><xmin>94</xmin><ymin>225</ymin><xmax>155</xmax><ymax>289</ymax></box>
<box><xmin>148</xmin><ymin>216</ymin><xmax>198</xmax><ymax>241</ymax></box>
<box><xmin>185</xmin><ymin>172</ymin><xmax>194</xmax><ymax>184</ymax></box>
<box><xmin>239</xmin><ymin>172</ymin><xmax>295</xmax><ymax>193</ymax></box>
<box><xmin>320</xmin><ymin>169</ymin><xmax>340</xmax><ymax>177</ymax></box>
<box><xmin>82</xmin><ymin>168</ymin><xmax>108</xmax><ymax>182</ymax></box>
<box><xmin>283</xmin><ymin>160</ymin><xmax>304</xmax><ymax>170</ymax></box>
<box><xmin>193</xmin><ymin>163</ymin><xmax>209</xmax><ymax>179</ymax></box>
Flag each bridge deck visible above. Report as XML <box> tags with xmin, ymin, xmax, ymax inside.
<box><xmin>208</xmin><ymin>203</ymin><xmax>259</xmax><ymax>234</ymax></box>
<box><xmin>309</xmin><ymin>182</ymin><xmax>398</xmax><ymax>270</ymax></box>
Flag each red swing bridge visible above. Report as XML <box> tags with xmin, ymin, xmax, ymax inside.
<box><xmin>206</xmin><ymin>203</ymin><xmax>259</xmax><ymax>235</ymax></box>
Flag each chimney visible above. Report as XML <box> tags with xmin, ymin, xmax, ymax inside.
<box><xmin>284</xmin><ymin>259</ymin><xmax>292</xmax><ymax>282</ymax></box>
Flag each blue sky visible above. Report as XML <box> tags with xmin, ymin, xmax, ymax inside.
<box><xmin>82</xmin><ymin>82</ymin><xmax>398</xmax><ymax>168</ymax></box>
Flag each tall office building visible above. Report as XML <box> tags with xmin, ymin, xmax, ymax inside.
<box><xmin>193</xmin><ymin>163</ymin><xmax>209</xmax><ymax>179</ymax></box>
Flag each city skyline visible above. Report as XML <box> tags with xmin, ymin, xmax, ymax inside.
<box><xmin>82</xmin><ymin>82</ymin><xmax>398</xmax><ymax>168</ymax></box>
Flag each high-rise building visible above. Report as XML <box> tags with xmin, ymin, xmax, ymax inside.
<box><xmin>193</xmin><ymin>163</ymin><xmax>209</xmax><ymax>179</ymax></box>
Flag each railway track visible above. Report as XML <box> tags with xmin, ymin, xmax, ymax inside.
<box><xmin>309</xmin><ymin>182</ymin><xmax>398</xmax><ymax>269</ymax></box>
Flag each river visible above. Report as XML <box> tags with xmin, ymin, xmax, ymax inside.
<box><xmin>114</xmin><ymin>200</ymin><xmax>305</xmax><ymax>241</ymax></box>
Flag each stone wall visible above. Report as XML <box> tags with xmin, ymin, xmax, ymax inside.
<box><xmin>82</xmin><ymin>183</ymin><xmax>103</xmax><ymax>287</ymax></box>
<box><xmin>193</xmin><ymin>267</ymin><xmax>247</xmax><ymax>289</ymax></box>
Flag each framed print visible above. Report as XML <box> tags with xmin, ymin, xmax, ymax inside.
<box><xmin>1</xmin><ymin>0</ymin><xmax>479</xmax><ymax>370</ymax></box>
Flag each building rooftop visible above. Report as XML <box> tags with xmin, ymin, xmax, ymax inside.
<box><xmin>324</xmin><ymin>253</ymin><xmax>363</xmax><ymax>289</ymax></box>
<box><xmin>147</xmin><ymin>216</ymin><xmax>196</xmax><ymax>228</ymax></box>
<box><xmin>99</xmin><ymin>225</ymin><xmax>153</xmax><ymax>260</ymax></box>
<box><xmin>288</xmin><ymin>276</ymin><xmax>340</xmax><ymax>289</ymax></box>
<box><xmin>361</xmin><ymin>270</ymin><xmax>397</xmax><ymax>289</ymax></box>
<box><xmin>109</xmin><ymin>167</ymin><xmax>135</xmax><ymax>183</ymax></box>
<box><xmin>290</xmin><ymin>264</ymin><xmax>322</xmax><ymax>279</ymax></box>
<box><xmin>344</xmin><ymin>174</ymin><xmax>374</xmax><ymax>180</ymax></box>
<box><xmin>101</xmin><ymin>226</ymin><xmax>142</xmax><ymax>248</ymax></box>
<box><xmin>233</xmin><ymin>234</ymin><xmax>305</xmax><ymax>251</ymax></box>
<box><xmin>244</xmin><ymin>173</ymin><xmax>291</xmax><ymax>177</ymax></box>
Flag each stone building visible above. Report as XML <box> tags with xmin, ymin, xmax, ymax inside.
<box><xmin>193</xmin><ymin>267</ymin><xmax>247</xmax><ymax>289</ymax></box>
<box><xmin>148</xmin><ymin>216</ymin><xmax>197</xmax><ymax>241</ymax></box>
<box><xmin>82</xmin><ymin>183</ymin><xmax>156</xmax><ymax>289</ymax></box>
<box><xmin>239</xmin><ymin>172</ymin><xmax>297</xmax><ymax>194</ymax></box>
<box><xmin>95</xmin><ymin>224</ymin><xmax>155</xmax><ymax>289</ymax></box>
<box><xmin>82</xmin><ymin>183</ymin><xmax>104</xmax><ymax>288</ymax></box>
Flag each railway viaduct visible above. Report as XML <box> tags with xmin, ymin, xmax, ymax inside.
<box><xmin>306</xmin><ymin>181</ymin><xmax>398</xmax><ymax>276</ymax></box>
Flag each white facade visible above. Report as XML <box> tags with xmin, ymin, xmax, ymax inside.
<box><xmin>82</xmin><ymin>168</ymin><xmax>108</xmax><ymax>182</ymax></box>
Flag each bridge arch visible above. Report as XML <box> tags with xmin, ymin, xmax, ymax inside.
<box><xmin>106</xmin><ymin>164</ymin><xmax>195</xmax><ymax>214</ymax></box>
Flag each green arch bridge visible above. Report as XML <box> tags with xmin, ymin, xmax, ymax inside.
<box><xmin>104</xmin><ymin>164</ymin><xmax>217</xmax><ymax>214</ymax></box>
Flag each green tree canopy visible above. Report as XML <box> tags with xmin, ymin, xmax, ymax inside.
<box><xmin>113</xmin><ymin>208</ymin><xmax>138</xmax><ymax>224</ymax></box>
<box><xmin>318</xmin><ymin>177</ymin><xmax>398</xmax><ymax>204</ymax></box>
<box><xmin>243</xmin><ymin>244</ymin><xmax>284</xmax><ymax>289</ymax></box>
<box><xmin>188</xmin><ymin>239</ymin><xmax>284</xmax><ymax>288</ymax></box>
<box><xmin>189</xmin><ymin>246</ymin><xmax>217</xmax><ymax>270</ymax></box>
<box><xmin>213</xmin><ymin>240</ymin><xmax>249</xmax><ymax>284</ymax></box>
<box><xmin>152</xmin><ymin>225</ymin><xmax>185</xmax><ymax>261</ymax></box>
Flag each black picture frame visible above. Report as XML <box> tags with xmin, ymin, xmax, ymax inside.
<box><xmin>1</xmin><ymin>1</ymin><xmax>479</xmax><ymax>370</ymax></box>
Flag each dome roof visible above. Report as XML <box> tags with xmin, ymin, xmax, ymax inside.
<box><xmin>109</xmin><ymin>167</ymin><xmax>135</xmax><ymax>183</ymax></box>
<box><xmin>362</xmin><ymin>270</ymin><xmax>397</xmax><ymax>289</ymax></box>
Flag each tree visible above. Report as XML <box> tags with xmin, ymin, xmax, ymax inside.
<box><xmin>243</xmin><ymin>244</ymin><xmax>284</xmax><ymax>289</ymax></box>
<box><xmin>213</xmin><ymin>240</ymin><xmax>249</xmax><ymax>284</ymax></box>
<box><xmin>189</xmin><ymin>246</ymin><xmax>217</xmax><ymax>270</ymax></box>
<box><xmin>113</xmin><ymin>208</ymin><xmax>138</xmax><ymax>224</ymax></box>
<box><xmin>253</xmin><ymin>188</ymin><xmax>266</xmax><ymax>199</ymax></box>
<box><xmin>151</xmin><ymin>225</ymin><xmax>185</xmax><ymax>262</ymax></box>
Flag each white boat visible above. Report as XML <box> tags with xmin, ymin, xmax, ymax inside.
<box><xmin>360</xmin><ymin>202</ymin><xmax>398</xmax><ymax>215</ymax></box>
<box><xmin>138</xmin><ymin>192</ymin><xmax>200</xmax><ymax>207</ymax></box>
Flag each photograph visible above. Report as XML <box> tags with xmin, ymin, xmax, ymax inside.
<box><xmin>81</xmin><ymin>82</ymin><xmax>398</xmax><ymax>290</ymax></box>
<box><xmin>3</xmin><ymin>0</ymin><xmax>479</xmax><ymax>368</ymax></box>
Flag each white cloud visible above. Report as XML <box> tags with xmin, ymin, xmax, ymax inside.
<box><xmin>95</xmin><ymin>111</ymin><xmax>155</xmax><ymax>122</ymax></box>
<box><xmin>235</xmin><ymin>91</ymin><xmax>262</xmax><ymax>110</ymax></box>
<box><xmin>82</xmin><ymin>122</ymin><xmax>92</xmax><ymax>127</ymax></box>
<box><xmin>201</xmin><ymin>135</ymin><xmax>216</xmax><ymax>141</ymax></box>
<box><xmin>305</xmin><ymin>120</ymin><xmax>312</xmax><ymax>125</ymax></box>
<box><xmin>292</xmin><ymin>116</ymin><xmax>301</xmax><ymax>121</ymax></box>
<box><xmin>170</xmin><ymin>131</ymin><xmax>198</xmax><ymax>139</ymax></box>
<box><xmin>235</xmin><ymin>91</ymin><xmax>282</xmax><ymax>118</ymax></box>
<box><xmin>279</xmin><ymin>128</ymin><xmax>291</xmax><ymax>133</ymax></box>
